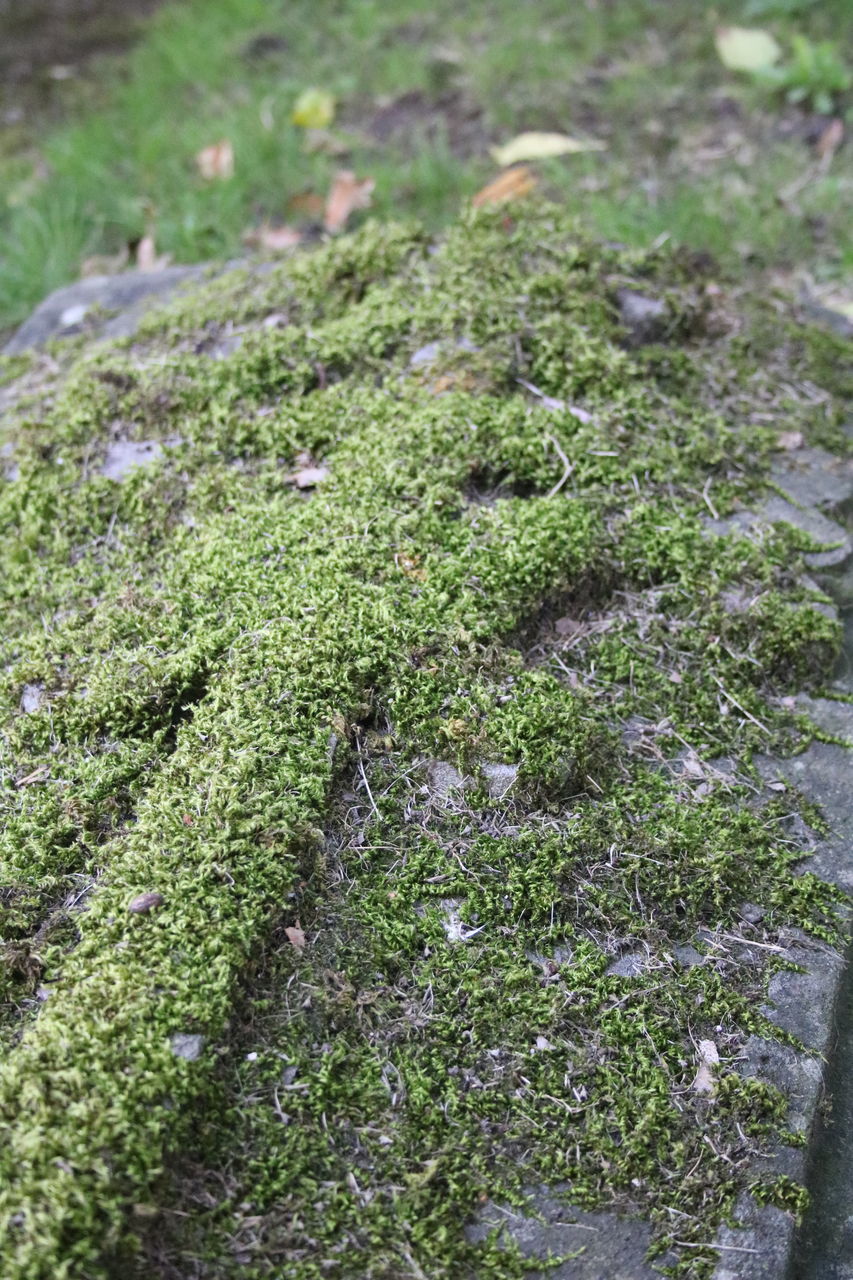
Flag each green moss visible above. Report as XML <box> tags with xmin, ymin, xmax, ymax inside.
<box><xmin>0</xmin><ymin>205</ymin><xmax>847</xmax><ymax>1279</ymax></box>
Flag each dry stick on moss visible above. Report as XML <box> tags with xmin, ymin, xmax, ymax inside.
<box><xmin>544</xmin><ymin>433</ymin><xmax>574</xmax><ymax>498</ymax></box>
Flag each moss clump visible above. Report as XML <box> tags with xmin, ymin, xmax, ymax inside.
<box><xmin>0</xmin><ymin>204</ymin><xmax>847</xmax><ymax>1279</ymax></box>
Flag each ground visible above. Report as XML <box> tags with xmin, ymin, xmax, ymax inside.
<box><xmin>0</xmin><ymin>203</ymin><xmax>850</xmax><ymax>1278</ymax></box>
<box><xmin>0</xmin><ymin>0</ymin><xmax>851</xmax><ymax>333</ymax></box>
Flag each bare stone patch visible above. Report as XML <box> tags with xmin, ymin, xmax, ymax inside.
<box><xmin>467</xmin><ymin>1189</ymin><xmax>672</xmax><ymax>1278</ymax></box>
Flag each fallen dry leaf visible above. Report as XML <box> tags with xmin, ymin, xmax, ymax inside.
<box><xmin>472</xmin><ymin>166</ymin><xmax>536</xmax><ymax>208</ymax></box>
<box><xmin>289</xmin><ymin>466</ymin><xmax>329</xmax><ymax>489</ymax></box>
<box><xmin>715</xmin><ymin>26</ymin><xmax>781</xmax><ymax>73</ymax></box>
<box><xmin>288</xmin><ymin>191</ymin><xmax>326</xmax><ymax>218</ymax></box>
<box><xmin>292</xmin><ymin>87</ymin><xmax>335</xmax><ymax>129</ymax></box>
<box><xmin>135</xmin><ymin>233</ymin><xmax>171</xmax><ymax>272</ymax></box>
<box><xmin>128</xmin><ymin>891</ymin><xmax>164</xmax><ymax>914</ymax></box>
<box><xmin>302</xmin><ymin>129</ymin><xmax>351</xmax><ymax>157</ymax></box>
<box><xmin>490</xmin><ymin>131</ymin><xmax>606</xmax><ymax>167</ymax></box>
<box><xmin>692</xmin><ymin>1039</ymin><xmax>720</xmax><ymax>1096</ymax></box>
<box><xmin>80</xmin><ymin>247</ymin><xmax>130</xmax><ymax>278</ymax></box>
<box><xmin>555</xmin><ymin>617</ymin><xmax>581</xmax><ymax>637</ymax></box>
<box><xmin>195</xmin><ymin>139</ymin><xmax>234</xmax><ymax>180</ymax></box>
<box><xmin>815</xmin><ymin>117</ymin><xmax>844</xmax><ymax>162</ymax></box>
<box><xmin>776</xmin><ymin>430</ymin><xmax>804</xmax><ymax>451</ymax></box>
<box><xmin>285</xmin><ymin>924</ymin><xmax>306</xmax><ymax>951</ymax></box>
<box><xmin>324</xmin><ymin>170</ymin><xmax>375</xmax><ymax>234</ymax></box>
<box><xmin>243</xmin><ymin>224</ymin><xmax>303</xmax><ymax>252</ymax></box>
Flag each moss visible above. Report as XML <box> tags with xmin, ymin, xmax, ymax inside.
<box><xmin>0</xmin><ymin>204</ymin><xmax>847</xmax><ymax>1279</ymax></box>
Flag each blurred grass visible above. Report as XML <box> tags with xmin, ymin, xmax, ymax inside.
<box><xmin>0</xmin><ymin>0</ymin><xmax>851</xmax><ymax>331</ymax></box>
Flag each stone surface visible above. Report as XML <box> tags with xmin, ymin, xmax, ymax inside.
<box><xmin>169</xmin><ymin>1033</ymin><xmax>205</xmax><ymax>1062</ymax></box>
<box><xmin>19</xmin><ymin>683</ymin><xmax>44</xmax><ymax>714</ymax></box>
<box><xmin>714</xmin><ymin>1196</ymin><xmax>796</xmax><ymax>1280</ymax></box>
<box><xmin>426</xmin><ymin>759</ymin><xmax>468</xmax><ymax>798</ymax></box>
<box><xmin>3</xmin><ymin>265</ymin><xmax>207</xmax><ymax>354</ymax></box>
<box><xmin>480</xmin><ymin>760</ymin><xmax>518</xmax><ymax>798</ymax></box>
<box><xmin>757</xmin><ymin>743</ymin><xmax>853</xmax><ymax>892</ymax></box>
<box><xmin>467</xmin><ymin>1190</ymin><xmax>671</xmax><ymax>1279</ymax></box>
<box><xmin>616</xmin><ymin>289</ymin><xmax>668</xmax><ymax>346</ymax></box>
<box><xmin>100</xmin><ymin>439</ymin><xmax>165</xmax><ymax>481</ymax></box>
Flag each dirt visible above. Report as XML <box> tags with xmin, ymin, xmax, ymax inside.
<box><xmin>356</xmin><ymin>88</ymin><xmax>490</xmax><ymax>160</ymax></box>
<box><xmin>0</xmin><ymin>0</ymin><xmax>165</xmax><ymax>128</ymax></box>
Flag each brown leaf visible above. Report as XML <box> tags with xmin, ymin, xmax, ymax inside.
<box><xmin>129</xmin><ymin>891</ymin><xmax>164</xmax><ymax>914</ymax></box>
<box><xmin>288</xmin><ymin>191</ymin><xmax>326</xmax><ymax>219</ymax></box>
<box><xmin>243</xmin><ymin>224</ymin><xmax>303</xmax><ymax>252</ymax></box>
<box><xmin>80</xmin><ymin>247</ymin><xmax>130</xmax><ymax>278</ymax></box>
<box><xmin>815</xmin><ymin>117</ymin><xmax>844</xmax><ymax>161</ymax></box>
<box><xmin>285</xmin><ymin>924</ymin><xmax>306</xmax><ymax>951</ymax></box>
<box><xmin>555</xmin><ymin>616</ymin><xmax>581</xmax><ymax>637</ymax></box>
<box><xmin>324</xmin><ymin>170</ymin><xmax>375</xmax><ymax>234</ymax></box>
<box><xmin>135</xmin><ymin>233</ymin><xmax>171</xmax><ymax>272</ymax></box>
<box><xmin>195</xmin><ymin>139</ymin><xmax>234</xmax><ymax>180</ymax></box>
<box><xmin>776</xmin><ymin>430</ymin><xmax>804</xmax><ymax>451</ymax></box>
<box><xmin>289</xmin><ymin>466</ymin><xmax>329</xmax><ymax>489</ymax></box>
<box><xmin>472</xmin><ymin>166</ymin><xmax>536</xmax><ymax>208</ymax></box>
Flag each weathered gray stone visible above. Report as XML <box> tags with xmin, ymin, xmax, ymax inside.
<box><xmin>426</xmin><ymin>759</ymin><xmax>469</xmax><ymax>798</ymax></box>
<box><xmin>796</xmin><ymin>693</ymin><xmax>853</xmax><ymax>742</ymax></box>
<box><xmin>739</xmin><ymin>1035</ymin><xmax>824</xmax><ymax>1135</ymax></box>
<box><xmin>763</xmin><ymin>937</ymin><xmax>843</xmax><ymax>1052</ymax></box>
<box><xmin>617</xmin><ymin>289</ymin><xmax>668</xmax><ymax>346</ymax></box>
<box><xmin>480</xmin><ymin>760</ymin><xmax>518</xmax><ymax>798</ymax></box>
<box><xmin>757</xmin><ymin>743</ymin><xmax>853</xmax><ymax>892</ymax></box>
<box><xmin>713</xmin><ymin>1195</ymin><xmax>795</xmax><ymax>1280</ymax></box>
<box><xmin>19</xmin><ymin>683</ymin><xmax>44</xmax><ymax>714</ymax></box>
<box><xmin>100</xmin><ymin>439</ymin><xmax>164</xmax><ymax>481</ymax></box>
<box><xmin>771</xmin><ymin>448</ymin><xmax>853</xmax><ymax>513</ymax></box>
<box><xmin>467</xmin><ymin>1190</ymin><xmax>671</xmax><ymax>1278</ymax></box>
<box><xmin>408</xmin><ymin>335</ymin><xmax>479</xmax><ymax>368</ymax></box>
<box><xmin>606</xmin><ymin>949</ymin><xmax>650</xmax><ymax>978</ymax></box>
<box><xmin>3</xmin><ymin>266</ymin><xmax>207</xmax><ymax>354</ymax></box>
<box><xmin>169</xmin><ymin>1033</ymin><xmax>205</xmax><ymax>1062</ymax></box>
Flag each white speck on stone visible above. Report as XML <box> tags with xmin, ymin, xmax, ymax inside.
<box><xmin>59</xmin><ymin>303</ymin><xmax>89</xmax><ymax>329</ymax></box>
<box><xmin>170</xmin><ymin>1032</ymin><xmax>205</xmax><ymax>1061</ymax></box>
<box><xmin>20</xmin><ymin>683</ymin><xmax>44</xmax><ymax>714</ymax></box>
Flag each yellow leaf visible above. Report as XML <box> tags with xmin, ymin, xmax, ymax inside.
<box><xmin>292</xmin><ymin>88</ymin><xmax>336</xmax><ymax>129</ymax></box>
<box><xmin>715</xmin><ymin>26</ymin><xmax>781</xmax><ymax>72</ymax></box>
<box><xmin>490</xmin><ymin>131</ymin><xmax>606</xmax><ymax>167</ymax></box>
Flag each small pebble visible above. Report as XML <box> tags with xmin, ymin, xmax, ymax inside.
<box><xmin>128</xmin><ymin>892</ymin><xmax>163</xmax><ymax>914</ymax></box>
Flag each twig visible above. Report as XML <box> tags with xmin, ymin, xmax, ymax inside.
<box><xmin>674</xmin><ymin>1241</ymin><xmax>761</xmax><ymax>1254</ymax></box>
<box><xmin>355</xmin><ymin>736</ymin><xmax>380</xmax><ymax>819</ymax></box>
<box><xmin>545</xmin><ymin>434</ymin><xmax>574</xmax><ymax>498</ymax></box>
<box><xmin>711</xmin><ymin>674</ymin><xmax>770</xmax><ymax>735</ymax></box>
